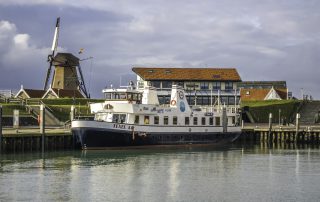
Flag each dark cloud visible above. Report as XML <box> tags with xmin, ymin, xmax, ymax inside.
<box><xmin>0</xmin><ymin>1</ymin><xmax>320</xmax><ymax>98</ymax></box>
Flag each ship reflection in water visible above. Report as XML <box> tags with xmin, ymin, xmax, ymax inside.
<box><xmin>1</xmin><ymin>144</ymin><xmax>320</xmax><ymax>201</ymax></box>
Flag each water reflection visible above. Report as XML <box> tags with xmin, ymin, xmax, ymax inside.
<box><xmin>1</xmin><ymin>144</ymin><xmax>320</xmax><ymax>201</ymax></box>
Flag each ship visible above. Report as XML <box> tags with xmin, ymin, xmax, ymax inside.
<box><xmin>71</xmin><ymin>84</ymin><xmax>241</xmax><ymax>149</ymax></box>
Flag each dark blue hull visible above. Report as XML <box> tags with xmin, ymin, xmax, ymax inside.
<box><xmin>72</xmin><ymin>127</ymin><xmax>240</xmax><ymax>149</ymax></box>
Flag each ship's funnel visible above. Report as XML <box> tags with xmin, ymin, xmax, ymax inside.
<box><xmin>170</xmin><ymin>85</ymin><xmax>190</xmax><ymax>112</ymax></box>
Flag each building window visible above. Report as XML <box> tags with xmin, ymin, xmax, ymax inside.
<box><xmin>200</xmin><ymin>82</ymin><xmax>209</xmax><ymax>90</ymax></box>
<box><xmin>176</xmin><ymin>81</ymin><xmax>184</xmax><ymax>87</ymax></box>
<box><xmin>154</xmin><ymin>116</ymin><xmax>159</xmax><ymax>125</ymax></box>
<box><xmin>135</xmin><ymin>115</ymin><xmax>139</xmax><ymax>124</ymax></box>
<box><xmin>201</xmin><ymin>117</ymin><xmax>206</xmax><ymax>125</ymax></box>
<box><xmin>196</xmin><ymin>96</ymin><xmax>202</xmax><ymax>105</ymax></box>
<box><xmin>150</xmin><ymin>81</ymin><xmax>161</xmax><ymax>88</ymax></box>
<box><xmin>209</xmin><ymin>117</ymin><xmax>213</xmax><ymax>125</ymax></box>
<box><xmin>173</xmin><ymin>116</ymin><xmax>178</xmax><ymax>125</ymax></box>
<box><xmin>164</xmin><ymin>116</ymin><xmax>169</xmax><ymax>125</ymax></box>
<box><xmin>185</xmin><ymin>117</ymin><xmax>190</xmax><ymax>125</ymax></box>
<box><xmin>212</xmin><ymin>82</ymin><xmax>221</xmax><ymax>90</ymax></box>
<box><xmin>202</xmin><ymin>97</ymin><xmax>209</xmax><ymax>105</ymax></box>
<box><xmin>144</xmin><ymin>116</ymin><xmax>150</xmax><ymax>124</ymax></box>
<box><xmin>229</xmin><ymin>97</ymin><xmax>235</xmax><ymax>105</ymax></box>
<box><xmin>193</xmin><ymin>117</ymin><xmax>198</xmax><ymax>125</ymax></box>
<box><xmin>225</xmin><ymin>82</ymin><xmax>233</xmax><ymax>91</ymax></box>
<box><xmin>221</xmin><ymin>96</ymin><xmax>228</xmax><ymax>105</ymax></box>
<box><xmin>138</xmin><ymin>81</ymin><xmax>144</xmax><ymax>89</ymax></box>
<box><xmin>162</xmin><ymin>81</ymin><xmax>172</xmax><ymax>89</ymax></box>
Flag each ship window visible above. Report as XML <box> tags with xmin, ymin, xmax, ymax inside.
<box><xmin>119</xmin><ymin>114</ymin><xmax>126</xmax><ymax>123</ymax></box>
<box><xmin>112</xmin><ymin>114</ymin><xmax>119</xmax><ymax>123</ymax></box>
<box><xmin>127</xmin><ymin>93</ymin><xmax>133</xmax><ymax>100</ymax></box>
<box><xmin>185</xmin><ymin>117</ymin><xmax>190</xmax><ymax>125</ymax></box>
<box><xmin>201</xmin><ymin>117</ymin><xmax>206</xmax><ymax>125</ymax></box>
<box><xmin>133</xmin><ymin>93</ymin><xmax>138</xmax><ymax>100</ymax></box>
<box><xmin>232</xmin><ymin>116</ymin><xmax>235</xmax><ymax>125</ymax></box>
<box><xmin>144</xmin><ymin>116</ymin><xmax>150</xmax><ymax>124</ymax></box>
<box><xmin>209</xmin><ymin>117</ymin><xmax>213</xmax><ymax>125</ymax></box>
<box><xmin>134</xmin><ymin>115</ymin><xmax>139</xmax><ymax>124</ymax></box>
<box><xmin>105</xmin><ymin>93</ymin><xmax>112</xmax><ymax>99</ymax></box>
<box><xmin>120</xmin><ymin>93</ymin><xmax>127</xmax><ymax>99</ymax></box>
<box><xmin>193</xmin><ymin>117</ymin><xmax>198</xmax><ymax>125</ymax></box>
<box><xmin>216</xmin><ymin>117</ymin><xmax>221</xmax><ymax>126</ymax></box>
<box><xmin>154</xmin><ymin>116</ymin><xmax>159</xmax><ymax>125</ymax></box>
<box><xmin>164</xmin><ymin>116</ymin><xmax>169</xmax><ymax>125</ymax></box>
<box><xmin>173</xmin><ymin>116</ymin><xmax>178</xmax><ymax>125</ymax></box>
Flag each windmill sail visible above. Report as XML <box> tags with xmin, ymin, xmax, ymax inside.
<box><xmin>44</xmin><ymin>17</ymin><xmax>60</xmax><ymax>90</ymax></box>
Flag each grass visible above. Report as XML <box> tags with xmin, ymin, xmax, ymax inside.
<box><xmin>48</xmin><ymin>105</ymin><xmax>93</xmax><ymax>122</ymax></box>
<box><xmin>0</xmin><ymin>104</ymin><xmax>30</xmax><ymax>116</ymax></box>
<box><xmin>25</xmin><ymin>98</ymin><xmax>105</xmax><ymax>105</ymax></box>
<box><xmin>241</xmin><ymin>100</ymin><xmax>301</xmax><ymax>123</ymax></box>
<box><xmin>241</xmin><ymin>100</ymin><xmax>299</xmax><ymax>107</ymax></box>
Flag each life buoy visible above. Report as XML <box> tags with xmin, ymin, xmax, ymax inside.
<box><xmin>171</xmin><ymin>100</ymin><xmax>176</xmax><ymax>106</ymax></box>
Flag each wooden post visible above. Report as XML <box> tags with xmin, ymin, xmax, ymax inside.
<box><xmin>268</xmin><ymin>113</ymin><xmax>272</xmax><ymax>142</ymax></box>
<box><xmin>40</xmin><ymin>104</ymin><xmax>45</xmax><ymax>153</ymax></box>
<box><xmin>13</xmin><ymin>109</ymin><xmax>19</xmax><ymax>129</ymax></box>
<box><xmin>70</xmin><ymin>105</ymin><xmax>75</xmax><ymax>121</ymax></box>
<box><xmin>295</xmin><ymin>113</ymin><xmax>300</xmax><ymax>143</ymax></box>
<box><xmin>0</xmin><ymin>105</ymin><xmax>2</xmax><ymax>152</ymax></box>
<box><xmin>222</xmin><ymin>107</ymin><xmax>227</xmax><ymax>133</ymax></box>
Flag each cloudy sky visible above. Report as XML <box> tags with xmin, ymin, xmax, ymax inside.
<box><xmin>0</xmin><ymin>0</ymin><xmax>319</xmax><ymax>98</ymax></box>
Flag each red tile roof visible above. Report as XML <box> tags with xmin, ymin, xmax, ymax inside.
<box><xmin>132</xmin><ymin>67</ymin><xmax>242</xmax><ymax>81</ymax></box>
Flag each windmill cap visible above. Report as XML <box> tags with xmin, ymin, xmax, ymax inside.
<box><xmin>53</xmin><ymin>52</ymin><xmax>79</xmax><ymax>66</ymax></box>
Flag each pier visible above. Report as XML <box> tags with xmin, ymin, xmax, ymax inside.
<box><xmin>241</xmin><ymin>123</ymin><xmax>320</xmax><ymax>144</ymax></box>
<box><xmin>0</xmin><ymin>128</ymin><xmax>72</xmax><ymax>153</ymax></box>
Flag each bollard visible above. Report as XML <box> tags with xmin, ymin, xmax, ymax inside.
<box><xmin>0</xmin><ymin>105</ymin><xmax>2</xmax><ymax>152</ymax></box>
<box><xmin>268</xmin><ymin>113</ymin><xmax>273</xmax><ymax>142</ymax></box>
<box><xmin>295</xmin><ymin>113</ymin><xmax>300</xmax><ymax>143</ymax></box>
<box><xmin>40</xmin><ymin>104</ymin><xmax>45</xmax><ymax>153</ymax></box>
<box><xmin>222</xmin><ymin>107</ymin><xmax>227</xmax><ymax>133</ymax></box>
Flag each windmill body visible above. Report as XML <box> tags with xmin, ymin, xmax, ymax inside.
<box><xmin>52</xmin><ymin>53</ymin><xmax>80</xmax><ymax>90</ymax></box>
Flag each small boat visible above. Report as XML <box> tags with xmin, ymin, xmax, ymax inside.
<box><xmin>71</xmin><ymin>85</ymin><xmax>241</xmax><ymax>149</ymax></box>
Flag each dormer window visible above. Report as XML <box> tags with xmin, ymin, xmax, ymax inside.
<box><xmin>148</xmin><ymin>70</ymin><xmax>154</xmax><ymax>73</ymax></box>
<box><xmin>165</xmin><ymin>70</ymin><xmax>171</xmax><ymax>74</ymax></box>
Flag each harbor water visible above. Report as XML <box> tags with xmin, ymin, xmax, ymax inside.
<box><xmin>1</xmin><ymin>144</ymin><xmax>320</xmax><ymax>201</ymax></box>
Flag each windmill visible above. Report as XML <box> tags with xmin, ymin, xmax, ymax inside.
<box><xmin>43</xmin><ymin>17</ymin><xmax>89</xmax><ymax>98</ymax></box>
